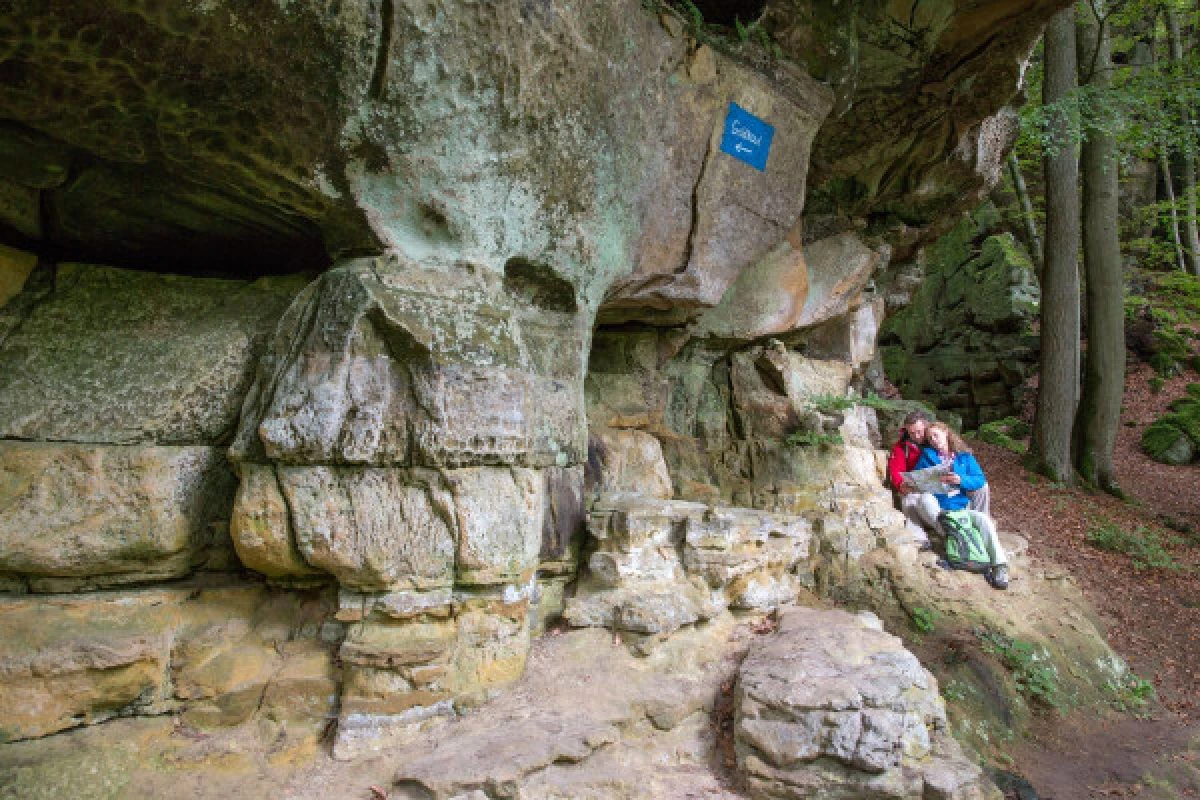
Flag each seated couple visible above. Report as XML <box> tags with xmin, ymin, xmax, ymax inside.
<box><xmin>887</xmin><ymin>410</ymin><xmax>1009</xmax><ymax>590</ymax></box>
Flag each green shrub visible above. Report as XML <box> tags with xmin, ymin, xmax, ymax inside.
<box><xmin>908</xmin><ymin>606</ymin><xmax>937</xmax><ymax>634</ymax></box>
<box><xmin>977</xmin><ymin>629</ymin><xmax>1061</xmax><ymax>709</ymax></box>
<box><xmin>859</xmin><ymin>393</ymin><xmax>908</xmax><ymax>413</ymax></box>
<box><xmin>1142</xmin><ymin>418</ymin><xmax>1194</xmax><ymax>464</ymax></box>
<box><xmin>808</xmin><ymin>393</ymin><xmax>856</xmax><ymax>414</ymax></box>
<box><xmin>785</xmin><ymin>431</ymin><xmax>844</xmax><ymax>448</ymax></box>
<box><xmin>1085</xmin><ymin>521</ymin><xmax>1180</xmax><ymax>571</ymax></box>
<box><xmin>1150</xmin><ymin>329</ymin><xmax>1193</xmax><ymax>376</ymax></box>
<box><xmin>1105</xmin><ymin>672</ymin><xmax>1156</xmax><ymax>713</ymax></box>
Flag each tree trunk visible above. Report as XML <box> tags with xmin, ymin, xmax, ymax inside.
<box><xmin>1030</xmin><ymin>7</ymin><xmax>1081</xmax><ymax>484</ymax></box>
<box><xmin>1165</xmin><ymin>5</ymin><xmax>1200</xmax><ymax>276</ymax></box>
<box><xmin>1007</xmin><ymin>151</ymin><xmax>1044</xmax><ymax>274</ymax></box>
<box><xmin>1159</xmin><ymin>146</ymin><xmax>1188</xmax><ymax>271</ymax></box>
<box><xmin>1074</xmin><ymin>0</ymin><xmax>1126</xmax><ymax>492</ymax></box>
<box><xmin>1137</xmin><ymin>21</ymin><xmax>1188</xmax><ymax>271</ymax></box>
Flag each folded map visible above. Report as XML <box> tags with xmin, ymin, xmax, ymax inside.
<box><xmin>900</xmin><ymin>465</ymin><xmax>953</xmax><ymax>494</ymax></box>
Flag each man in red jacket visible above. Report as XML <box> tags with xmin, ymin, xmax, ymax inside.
<box><xmin>888</xmin><ymin>410</ymin><xmax>932</xmax><ymax>545</ymax></box>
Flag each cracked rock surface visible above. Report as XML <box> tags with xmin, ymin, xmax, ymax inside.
<box><xmin>735</xmin><ymin>607</ymin><xmax>998</xmax><ymax>800</ymax></box>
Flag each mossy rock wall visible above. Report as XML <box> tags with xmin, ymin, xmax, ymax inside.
<box><xmin>879</xmin><ymin>204</ymin><xmax>1040</xmax><ymax>429</ymax></box>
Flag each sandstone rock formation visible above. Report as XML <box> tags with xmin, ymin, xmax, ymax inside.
<box><xmin>0</xmin><ymin>0</ymin><xmax>1089</xmax><ymax>792</ymax></box>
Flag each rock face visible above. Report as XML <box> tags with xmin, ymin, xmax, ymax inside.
<box><xmin>0</xmin><ymin>583</ymin><xmax>340</xmax><ymax>743</ymax></box>
<box><xmin>0</xmin><ymin>0</ymin><xmax>1080</xmax><ymax>781</ymax></box>
<box><xmin>0</xmin><ymin>263</ymin><xmax>304</xmax><ymax>592</ymax></box>
<box><xmin>0</xmin><ymin>442</ymin><xmax>236</xmax><ymax>591</ymax></box>
<box><xmin>0</xmin><ymin>0</ymin><xmax>1058</xmax><ymax>276</ymax></box>
<box><xmin>0</xmin><ymin>264</ymin><xmax>306</xmax><ymax>443</ymax></box>
<box><xmin>736</xmin><ymin>608</ymin><xmax>997</xmax><ymax>800</ymax></box>
<box><xmin>879</xmin><ymin>205</ymin><xmax>1040</xmax><ymax>428</ymax></box>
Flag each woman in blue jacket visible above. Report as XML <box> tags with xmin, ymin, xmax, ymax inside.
<box><xmin>913</xmin><ymin>422</ymin><xmax>1009</xmax><ymax>589</ymax></box>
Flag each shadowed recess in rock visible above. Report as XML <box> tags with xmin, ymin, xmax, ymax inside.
<box><xmin>503</xmin><ymin>257</ymin><xmax>578</xmax><ymax>313</ymax></box>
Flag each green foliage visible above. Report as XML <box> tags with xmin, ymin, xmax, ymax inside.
<box><xmin>1128</xmin><ymin>271</ymin><xmax>1200</xmax><ymax>376</ymax></box>
<box><xmin>977</xmin><ymin>629</ymin><xmax>1061</xmax><ymax>710</ymax></box>
<box><xmin>859</xmin><ymin>393</ymin><xmax>909</xmax><ymax>413</ymax></box>
<box><xmin>976</xmin><ymin>417</ymin><xmax>1031</xmax><ymax>454</ymax></box>
<box><xmin>1149</xmin><ymin>375</ymin><xmax>1166</xmax><ymax>393</ymax></box>
<box><xmin>908</xmin><ymin>606</ymin><xmax>937</xmax><ymax>634</ymax></box>
<box><xmin>640</xmin><ymin>0</ymin><xmax>784</xmax><ymax>62</ymax></box>
<box><xmin>785</xmin><ymin>431</ymin><xmax>844</xmax><ymax>448</ymax></box>
<box><xmin>941</xmin><ymin>680</ymin><xmax>969</xmax><ymax>703</ymax></box>
<box><xmin>1104</xmin><ymin>672</ymin><xmax>1157</xmax><ymax>713</ymax></box>
<box><xmin>678</xmin><ymin>0</ymin><xmax>705</xmax><ymax>31</ymax></box>
<box><xmin>1017</xmin><ymin>5</ymin><xmax>1200</xmax><ymax>161</ymax></box>
<box><xmin>808</xmin><ymin>392</ymin><xmax>909</xmax><ymax>415</ymax></box>
<box><xmin>1007</xmin><ymin>1</ymin><xmax>1200</xmax><ymax>249</ymax></box>
<box><xmin>807</xmin><ymin>393</ymin><xmax>856</xmax><ymax>414</ymax></box>
<box><xmin>1085</xmin><ymin>520</ymin><xmax>1181</xmax><ymax>571</ymax></box>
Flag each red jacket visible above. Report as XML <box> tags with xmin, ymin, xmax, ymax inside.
<box><xmin>887</xmin><ymin>435</ymin><xmax>922</xmax><ymax>489</ymax></box>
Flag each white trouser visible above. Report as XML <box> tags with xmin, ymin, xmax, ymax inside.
<box><xmin>909</xmin><ymin>493</ymin><xmax>1007</xmax><ymax>566</ymax></box>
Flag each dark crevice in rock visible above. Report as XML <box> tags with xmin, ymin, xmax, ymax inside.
<box><xmin>369</xmin><ymin>0</ymin><xmax>397</xmax><ymax>101</ymax></box>
<box><xmin>677</xmin><ymin>141</ymin><xmax>713</xmax><ymax>276</ymax></box>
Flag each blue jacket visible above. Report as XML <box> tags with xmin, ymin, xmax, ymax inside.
<box><xmin>914</xmin><ymin>448</ymin><xmax>987</xmax><ymax>511</ymax></box>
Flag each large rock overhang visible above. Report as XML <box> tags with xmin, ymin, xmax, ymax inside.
<box><xmin>0</xmin><ymin>0</ymin><xmax>1066</xmax><ymax>290</ymax></box>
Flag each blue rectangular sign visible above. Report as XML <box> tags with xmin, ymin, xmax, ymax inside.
<box><xmin>719</xmin><ymin>102</ymin><xmax>775</xmax><ymax>172</ymax></box>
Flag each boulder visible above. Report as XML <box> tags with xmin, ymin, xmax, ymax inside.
<box><xmin>735</xmin><ymin>607</ymin><xmax>998</xmax><ymax>800</ymax></box>
<box><xmin>333</xmin><ymin>581</ymin><xmax>536</xmax><ymax>758</ymax></box>
<box><xmin>1141</xmin><ymin>386</ymin><xmax>1200</xmax><ymax>465</ymax></box>
<box><xmin>565</xmin><ymin>494</ymin><xmax>905</xmax><ymax>642</ymax></box>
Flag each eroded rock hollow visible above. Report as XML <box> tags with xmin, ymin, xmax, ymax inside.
<box><xmin>0</xmin><ymin>0</ymin><xmax>1104</xmax><ymax>794</ymax></box>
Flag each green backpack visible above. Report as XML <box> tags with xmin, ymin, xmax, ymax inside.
<box><xmin>938</xmin><ymin>510</ymin><xmax>994</xmax><ymax>573</ymax></box>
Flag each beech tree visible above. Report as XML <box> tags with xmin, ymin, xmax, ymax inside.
<box><xmin>1074</xmin><ymin>0</ymin><xmax>1126</xmax><ymax>491</ymax></box>
<box><xmin>1030</xmin><ymin>7</ymin><xmax>1082</xmax><ymax>484</ymax></box>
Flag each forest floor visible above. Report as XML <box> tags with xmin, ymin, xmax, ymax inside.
<box><xmin>977</xmin><ymin>362</ymin><xmax>1200</xmax><ymax>799</ymax></box>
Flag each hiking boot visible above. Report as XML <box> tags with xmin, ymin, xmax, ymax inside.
<box><xmin>987</xmin><ymin>564</ymin><xmax>1009</xmax><ymax>590</ymax></box>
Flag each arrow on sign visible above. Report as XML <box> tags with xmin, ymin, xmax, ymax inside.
<box><xmin>735</xmin><ymin>143</ymin><xmax>753</xmax><ymax>154</ymax></box>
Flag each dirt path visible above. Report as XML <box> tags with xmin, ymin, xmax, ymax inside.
<box><xmin>979</xmin><ymin>363</ymin><xmax>1200</xmax><ymax>799</ymax></box>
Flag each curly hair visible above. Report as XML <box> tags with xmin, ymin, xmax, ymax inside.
<box><xmin>927</xmin><ymin>421</ymin><xmax>971</xmax><ymax>454</ymax></box>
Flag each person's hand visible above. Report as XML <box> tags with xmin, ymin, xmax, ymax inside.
<box><xmin>897</xmin><ymin>483</ymin><xmax>914</xmax><ymax>495</ymax></box>
<box><xmin>941</xmin><ymin>471</ymin><xmax>962</xmax><ymax>486</ymax></box>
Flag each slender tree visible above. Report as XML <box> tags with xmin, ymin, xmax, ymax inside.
<box><xmin>1074</xmin><ymin>0</ymin><xmax>1126</xmax><ymax>492</ymax></box>
<box><xmin>1031</xmin><ymin>7</ymin><xmax>1082</xmax><ymax>483</ymax></box>
<box><xmin>1128</xmin><ymin>19</ymin><xmax>1190</xmax><ymax>271</ymax></box>
<box><xmin>1007</xmin><ymin>151</ymin><xmax>1045</xmax><ymax>274</ymax></box>
<box><xmin>1163</xmin><ymin>3</ymin><xmax>1200</xmax><ymax>275</ymax></box>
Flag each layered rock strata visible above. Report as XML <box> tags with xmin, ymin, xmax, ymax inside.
<box><xmin>0</xmin><ymin>263</ymin><xmax>306</xmax><ymax>593</ymax></box>
<box><xmin>0</xmin><ymin>583</ymin><xmax>340</xmax><ymax>743</ymax></box>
